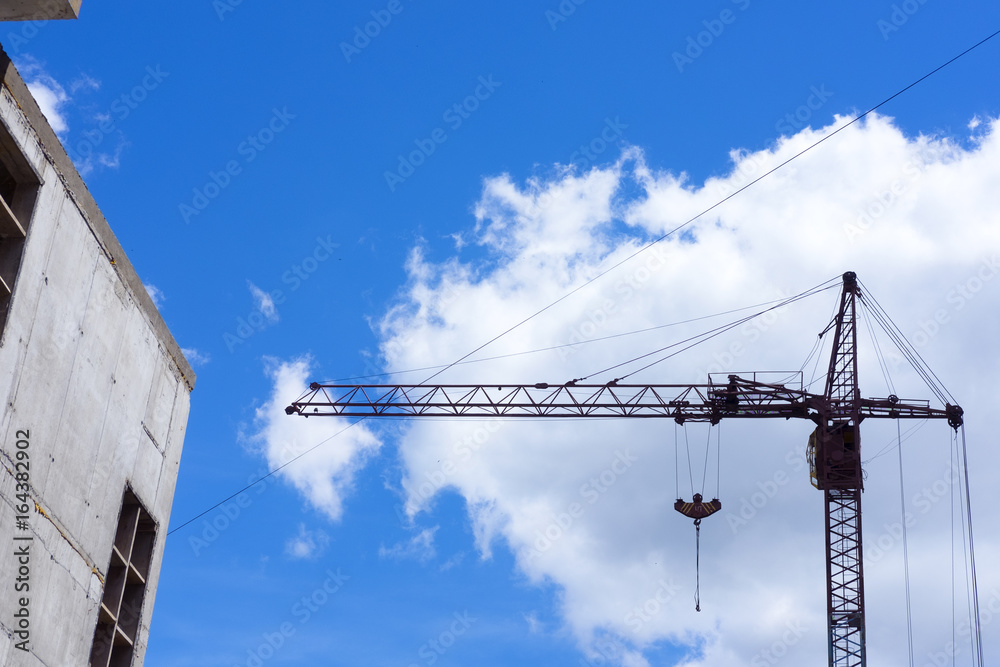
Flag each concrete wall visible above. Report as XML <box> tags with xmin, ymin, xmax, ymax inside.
<box><xmin>0</xmin><ymin>0</ymin><xmax>81</xmax><ymax>21</ymax></box>
<box><xmin>0</xmin><ymin>47</ymin><xmax>194</xmax><ymax>666</ymax></box>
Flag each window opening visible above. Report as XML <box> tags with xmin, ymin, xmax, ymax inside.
<box><xmin>89</xmin><ymin>488</ymin><xmax>156</xmax><ymax>667</ymax></box>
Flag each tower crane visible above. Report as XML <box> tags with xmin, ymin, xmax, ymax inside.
<box><xmin>285</xmin><ymin>272</ymin><xmax>965</xmax><ymax>667</ymax></box>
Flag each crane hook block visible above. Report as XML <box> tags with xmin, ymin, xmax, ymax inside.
<box><xmin>674</xmin><ymin>493</ymin><xmax>722</xmax><ymax>520</ymax></box>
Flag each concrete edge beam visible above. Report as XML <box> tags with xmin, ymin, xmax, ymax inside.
<box><xmin>0</xmin><ymin>45</ymin><xmax>196</xmax><ymax>391</ymax></box>
<box><xmin>0</xmin><ymin>0</ymin><xmax>81</xmax><ymax>21</ymax></box>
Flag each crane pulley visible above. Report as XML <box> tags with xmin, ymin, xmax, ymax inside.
<box><xmin>673</xmin><ymin>493</ymin><xmax>722</xmax><ymax>521</ymax></box>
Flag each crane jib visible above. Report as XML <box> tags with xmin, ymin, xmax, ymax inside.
<box><xmin>286</xmin><ymin>380</ymin><xmax>961</xmax><ymax>427</ymax></box>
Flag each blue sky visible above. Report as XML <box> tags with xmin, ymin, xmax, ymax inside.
<box><xmin>11</xmin><ymin>1</ymin><xmax>1000</xmax><ymax>665</ymax></box>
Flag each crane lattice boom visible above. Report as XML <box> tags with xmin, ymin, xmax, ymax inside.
<box><xmin>286</xmin><ymin>376</ymin><xmax>960</xmax><ymax>425</ymax></box>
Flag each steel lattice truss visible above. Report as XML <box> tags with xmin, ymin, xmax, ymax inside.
<box><xmin>823</xmin><ymin>275</ymin><xmax>867</xmax><ymax>667</ymax></box>
<box><xmin>287</xmin><ymin>377</ymin><xmax>958</xmax><ymax>425</ymax></box>
<box><xmin>827</xmin><ymin>488</ymin><xmax>867</xmax><ymax>667</ymax></box>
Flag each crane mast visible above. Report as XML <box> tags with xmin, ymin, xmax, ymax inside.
<box><xmin>286</xmin><ymin>272</ymin><xmax>963</xmax><ymax>667</ymax></box>
<box><xmin>818</xmin><ymin>271</ymin><xmax>866</xmax><ymax>667</ymax></box>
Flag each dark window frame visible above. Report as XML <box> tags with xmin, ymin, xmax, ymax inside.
<box><xmin>89</xmin><ymin>487</ymin><xmax>157</xmax><ymax>667</ymax></box>
<box><xmin>0</xmin><ymin>115</ymin><xmax>41</xmax><ymax>337</ymax></box>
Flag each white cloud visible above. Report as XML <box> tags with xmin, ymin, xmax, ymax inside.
<box><xmin>70</xmin><ymin>73</ymin><xmax>100</xmax><ymax>94</ymax></box>
<box><xmin>372</xmin><ymin>114</ymin><xmax>1000</xmax><ymax>665</ymax></box>
<box><xmin>14</xmin><ymin>58</ymin><xmax>130</xmax><ymax>176</ymax></box>
<box><xmin>378</xmin><ymin>526</ymin><xmax>438</xmax><ymax>563</ymax></box>
<box><xmin>143</xmin><ymin>283</ymin><xmax>165</xmax><ymax>309</ymax></box>
<box><xmin>284</xmin><ymin>523</ymin><xmax>330</xmax><ymax>560</ymax></box>
<box><xmin>76</xmin><ymin>134</ymin><xmax>129</xmax><ymax>177</ymax></box>
<box><xmin>96</xmin><ymin>135</ymin><xmax>127</xmax><ymax>169</ymax></box>
<box><xmin>15</xmin><ymin>56</ymin><xmax>74</xmax><ymax>136</ymax></box>
<box><xmin>523</xmin><ymin>611</ymin><xmax>543</xmax><ymax>634</ymax></box>
<box><xmin>181</xmin><ymin>347</ymin><xmax>211</xmax><ymax>366</ymax></box>
<box><xmin>438</xmin><ymin>551</ymin><xmax>465</xmax><ymax>571</ymax></box>
<box><xmin>248</xmin><ymin>281</ymin><xmax>279</xmax><ymax>323</ymax></box>
<box><xmin>249</xmin><ymin>356</ymin><xmax>381</xmax><ymax>521</ymax></box>
<box><xmin>27</xmin><ymin>78</ymin><xmax>69</xmax><ymax>134</ymax></box>
<box><xmin>18</xmin><ymin>57</ymin><xmax>71</xmax><ymax>136</ymax></box>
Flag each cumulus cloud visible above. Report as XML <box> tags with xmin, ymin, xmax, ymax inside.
<box><xmin>438</xmin><ymin>551</ymin><xmax>465</xmax><ymax>571</ymax></box>
<box><xmin>285</xmin><ymin>523</ymin><xmax>331</xmax><ymax>560</ymax></box>
<box><xmin>248</xmin><ymin>281</ymin><xmax>279</xmax><ymax>322</ymax></box>
<box><xmin>74</xmin><ymin>132</ymin><xmax>130</xmax><ymax>177</ymax></box>
<box><xmin>13</xmin><ymin>58</ymin><xmax>126</xmax><ymax>176</ymax></box>
<box><xmin>181</xmin><ymin>348</ymin><xmax>211</xmax><ymax>366</ymax></box>
<box><xmin>371</xmin><ymin>114</ymin><xmax>1000</xmax><ymax>665</ymax></box>
<box><xmin>70</xmin><ymin>73</ymin><xmax>100</xmax><ymax>94</ymax></box>
<box><xmin>26</xmin><ymin>76</ymin><xmax>69</xmax><ymax>134</ymax></box>
<box><xmin>16</xmin><ymin>57</ymin><xmax>72</xmax><ymax>135</ymax></box>
<box><xmin>523</xmin><ymin>611</ymin><xmax>543</xmax><ymax>634</ymax></box>
<box><xmin>143</xmin><ymin>283</ymin><xmax>165</xmax><ymax>309</ymax></box>
<box><xmin>378</xmin><ymin>526</ymin><xmax>438</xmax><ymax>563</ymax></box>
<box><xmin>249</xmin><ymin>356</ymin><xmax>381</xmax><ymax>521</ymax></box>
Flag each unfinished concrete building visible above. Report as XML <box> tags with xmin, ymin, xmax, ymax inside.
<box><xmin>0</xmin><ymin>5</ymin><xmax>196</xmax><ymax>666</ymax></box>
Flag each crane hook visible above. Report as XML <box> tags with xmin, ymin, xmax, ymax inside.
<box><xmin>675</xmin><ymin>494</ymin><xmax>721</xmax><ymax>612</ymax></box>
